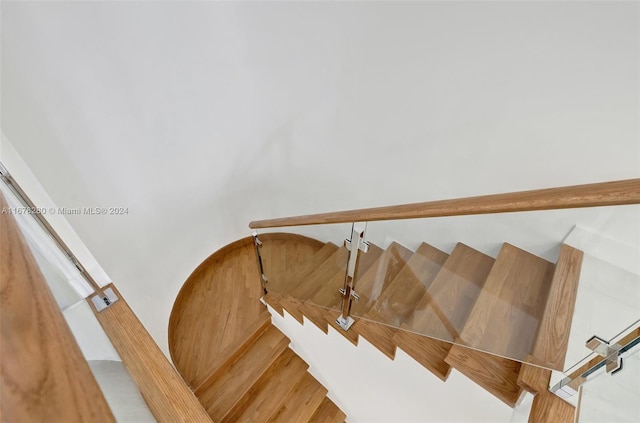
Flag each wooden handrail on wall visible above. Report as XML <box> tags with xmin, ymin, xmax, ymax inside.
<box><xmin>0</xmin><ymin>192</ymin><xmax>116</xmax><ymax>422</ymax></box>
<box><xmin>249</xmin><ymin>179</ymin><xmax>640</xmax><ymax>229</ymax></box>
<box><xmin>0</xmin><ymin>191</ymin><xmax>211</xmax><ymax>422</ymax></box>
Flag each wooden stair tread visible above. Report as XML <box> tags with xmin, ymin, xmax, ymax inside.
<box><xmin>529</xmin><ymin>244</ymin><xmax>584</xmax><ymax>370</ymax></box>
<box><xmin>404</xmin><ymin>243</ymin><xmax>494</xmax><ymax>343</ymax></box>
<box><xmin>260</xmin><ymin>235</ymin><xmax>327</xmax><ymax>300</ymax></box>
<box><xmin>196</xmin><ymin>325</ymin><xmax>290</xmax><ymax>419</ymax></box>
<box><xmin>303</xmin><ymin>244</ymin><xmax>383</xmax><ymax>331</ymax></box>
<box><xmin>308</xmin><ymin>397</ymin><xmax>346</xmax><ymax>423</ymax></box>
<box><xmin>267</xmin><ymin>372</ymin><xmax>328</xmax><ymax>423</ymax></box>
<box><xmin>392</xmin><ymin>329</ymin><xmax>452</xmax><ymax>381</ymax></box>
<box><xmin>326</xmin><ymin>243</ymin><xmax>413</xmax><ymax>349</ymax></box>
<box><xmin>264</xmin><ymin>292</ymin><xmax>285</xmax><ymax>317</ymax></box>
<box><xmin>308</xmin><ymin>242</ymin><xmax>384</xmax><ymax>309</ymax></box>
<box><xmin>298</xmin><ymin>301</ymin><xmax>333</xmax><ymax>334</ymax></box>
<box><xmin>278</xmin><ymin>243</ymin><xmax>340</xmax><ymax>293</ymax></box>
<box><xmin>279</xmin><ymin>296</ymin><xmax>306</xmax><ymax>325</ymax></box>
<box><xmin>350</xmin><ymin>242</ymin><xmax>414</xmax><ymax>316</ymax></box>
<box><xmin>277</xmin><ymin>244</ymin><xmax>341</xmax><ymax>322</ymax></box>
<box><xmin>518</xmin><ymin>361</ymin><xmax>552</xmax><ymax>394</ymax></box>
<box><xmin>364</xmin><ymin>243</ymin><xmax>449</xmax><ymax>328</ymax></box>
<box><xmin>194</xmin><ymin>311</ymin><xmax>272</xmax><ymax>392</ymax></box>
<box><xmin>326</xmin><ymin>309</ymin><xmax>360</xmax><ymax>346</ymax></box>
<box><xmin>459</xmin><ymin>243</ymin><xmax>555</xmax><ymax>361</ymax></box>
<box><xmin>222</xmin><ymin>348</ymin><xmax>308</xmax><ymax>423</ymax></box>
<box><xmin>445</xmin><ymin>345</ymin><xmax>523</xmax><ymax>407</ymax></box>
<box><xmin>290</xmin><ymin>247</ymin><xmax>348</xmax><ymax>303</ymax></box>
<box><xmin>353</xmin><ymin>243</ymin><xmax>448</xmax><ymax>357</ymax></box>
<box><xmin>528</xmin><ymin>392</ymin><xmax>575</xmax><ymax>423</ymax></box>
<box><xmin>253</xmin><ymin>233</ymin><xmax>578</xmax><ymax>421</ymax></box>
<box><xmin>354</xmin><ymin>319</ymin><xmax>397</xmax><ymax>359</ymax></box>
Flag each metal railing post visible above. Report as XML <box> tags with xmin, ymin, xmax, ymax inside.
<box><xmin>252</xmin><ymin>231</ymin><xmax>268</xmax><ymax>295</ymax></box>
<box><xmin>336</xmin><ymin>223</ymin><xmax>369</xmax><ymax>331</ymax></box>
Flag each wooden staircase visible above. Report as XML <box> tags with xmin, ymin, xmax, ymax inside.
<box><xmin>169</xmin><ymin>231</ymin><xmax>588</xmax><ymax>422</ymax></box>
<box><xmin>192</xmin><ymin>312</ymin><xmax>345</xmax><ymax>423</ymax></box>
<box><xmin>169</xmin><ymin>235</ymin><xmax>347</xmax><ymax>423</ymax></box>
<box><xmin>263</xmin><ymin>237</ymin><xmax>585</xmax><ymax>422</ymax></box>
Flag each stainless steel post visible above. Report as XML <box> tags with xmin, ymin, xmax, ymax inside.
<box><xmin>252</xmin><ymin>231</ymin><xmax>268</xmax><ymax>295</ymax></box>
<box><xmin>336</xmin><ymin>223</ymin><xmax>369</xmax><ymax>331</ymax></box>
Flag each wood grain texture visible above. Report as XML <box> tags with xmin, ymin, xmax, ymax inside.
<box><xmin>170</xmin><ymin>233</ymin><xmax>346</xmax><ymax>422</ymax></box>
<box><xmin>445</xmin><ymin>345</ymin><xmax>523</xmax><ymax>407</ymax></box>
<box><xmin>349</xmin><ymin>243</ymin><xmax>449</xmax><ymax>361</ymax></box>
<box><xmin>221</xmin><ymin>348</ymin><xmax>308</xmax><ymax>423</ymax></box>
<box><xmin>289</xmin><ymin>247</ymin><xmax>348</xmax><ymax>308</ymax></box>
<box><xmin>349</xmin><ymin>242</ymin><xmax>414</xmax><ymax>316</ymax></box>
<box><xmin>299</xmin><ymin>301</ymin><xmax>333</xmax><ymax>334</ymax></box>
<box><xmin>530</xmin><ymin>244</ymin><xmax>583</xmax><ymax>370</ymax></box>
<box><xmin>267</xmin><ymin>372</ymin><xmax>328</xmax><ymax>423</ymax></box>
<box><xmin>169</xmin><ymin>233</ymin><xmax>321</xmax><ymax>388</ymax></box>
<box><xmin>323</xmin><ymin>308</ymin><xmax>360</xmax><ymax>346</ymax></box>
<box><xmin>196</xmin><ymin>325</ymin><xmax>290</xmax><ymax>418</ymax></box>
<box><xmin>308</xmin><ymin>397</ymin><xmax>346</xmax><ymax>423</ymax></box>
<box><xmin>280</xmin><ymin>296</ymin><xmax>307</xmax><ymax>325</ymax></box>
<box><xmin>264</xmin><ymin>292</ymin><xmax>285</xmax><ymax>316</ymax></box>
<box><xmin>517</xmin><ymin>361</ymin><xmax>552</xmax><ymax>394</ymax></box>
<box><xmin>304</xmin><ymin>243</ymin><xmax>384</xmax><ymax>329</ymax></box>
<box><xmin>88</xmin><ymin>284</ymin><xmax>211</xmax><ymax>422</ymax></box>
<box><xmin>405</xmin><ymin>243</ymin><xmax>494</xmax><ymax>342</ymax></box>
<box><xmin>326</xmin><ymin>242</ymin><xmax>413</xmax><ymax>356</ymax></box>
<box><xmin>271</xmin><ymin>244</ymin><xmax>340</xmax><ymax>323</ymax></box>
<box><xmin>355</xmin><ymin>319</ymin><xmax>398</xmax><ymax>359</ymax></box>
<box><xmin>250</xmin><ymin>179</ymin><xmax>640</xmax><ymax>228</ymax></box>
<box><xmin>528</xmin><ymin>392</ymin><xmax>575</xmax><ymax>423</ymax></box>
<box><xmin>193</xmin><ymin>313</ymin><xmax>272</xmax><ymax>394</ymax></box>
<box><xmin>0</xmin><ymin>193</ymin><xmax>115</xmax><ymax>423</ymax></box>
<box><xmin>260</xmin><ymin>234</ymin><xmax>326</xmax><ymax>294</ymax></box>
<box><xmin>460</xmin><ymin>243</ymin><xmax>555</xmax><ymax>361</ymax></box>
<box><xmin>267</xmin><ymin>242</ymin><xmax>339</xmax><ymax>297</ymax></box>
<box><xmin>275</xmin><ymin>241</ymin><xmax>384</xmax><ymax>333</ymax></box>
<box><xmin>364</xmin><ymin>243</ymin><xmax>449</xmax><ymax>328</ymax></box>
<box><xmin>392</xmin><ymin>329</ymin><xmax>453</xmax><ymax>382</ymax></box>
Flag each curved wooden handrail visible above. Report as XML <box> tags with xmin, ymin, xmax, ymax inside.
<box><xmin>249</xmin><ymin>179</ymin><xmax>640</xmax><ymax>229</ymax></box>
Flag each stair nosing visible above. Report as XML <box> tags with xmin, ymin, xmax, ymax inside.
<box><xmin>197</xmin><ymin>325</ymin><xmax>291</xmax><ymax>417</ymax></box>
<box><xmin>193</xmin><ymin>313</ymin><xmax>272</xmax><ymax>394</ymax></box>
<box><xmin>220</xmin><ymin>348</ymin><xmax>309</xmax><ymax>423</ymax></box>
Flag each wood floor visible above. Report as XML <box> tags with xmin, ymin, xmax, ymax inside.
<box><xmin>169</xmin><ymin>234</ymin><xmax>345</xmax><ymax>423</ymax></box>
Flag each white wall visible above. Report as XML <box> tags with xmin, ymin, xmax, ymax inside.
<box><xmin>1</xmin><ymin>3</ymin><xmax>638</xmax><ymax>417</ymax></box>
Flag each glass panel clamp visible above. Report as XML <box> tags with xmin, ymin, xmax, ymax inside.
<box><xmin>91</xmin><ymin>287</ymin><xmax>119</xmax><ymax>312</ymax></box>
<box><xmin>586</xmin><ymin>335</ymin><xmax>623</xmax><ymax>374</ymax></box>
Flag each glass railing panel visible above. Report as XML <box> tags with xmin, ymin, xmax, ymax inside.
<box><xmin>352</xmin><ymin>205</ymin><xmax>640</xmax><ymax>372</ymax></box>
<box><xmin>254</xmin><ymin>202</ymin><xmax>639</xmax><ymax>373</ymax></box>
<box><xmin>563</xmin><ymin>253</ymin><xmax>640</xmax><ymax>374</ymax></box>
<box><xmin>0</xmin><ymin>181</ymin><xmax>92</xmax><ymax>308</ymax></box>
<box><xmin>352</xmin><ymin>205</ymin><xmax>639</xmax><ymax>373</ymax></box>
<box><xmin>576</xmin><ymin>337</ymin><xmax>640</xmax><ymax>422</ymax></box>
<box><xmin>256</xmin><ymin>223</ymin><xmax>370</xmax><ymax>322</ymax></box>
